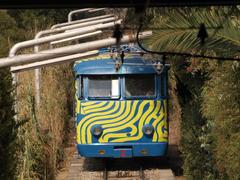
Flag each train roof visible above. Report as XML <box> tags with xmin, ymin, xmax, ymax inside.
<box><xmin>74</xmin><ymin>56</ymin><xmax>159</xmax><ymax>75</ymax></box>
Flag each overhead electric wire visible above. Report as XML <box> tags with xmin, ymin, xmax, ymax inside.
<box><xmin>136</xmin><ymin>6</ymin><xmax>240</xmax><ymax>61</ymax></box>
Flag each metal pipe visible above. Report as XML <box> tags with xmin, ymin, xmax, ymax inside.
<box><xmin>11</xmin><ymin>51</ymin><xmax>98</xmax><ymax>72</ymax></box>
<box><xmin>27</xmin><ymin>17</ymin><xmax>117</xmax><ymax>106</ymax></box>
<box><xmin>68</xmin><ymin>8</ymin><xmax>94</xmax><ymax>22</ymax></box>
<box><xmin>34</xmin><ymin>16</ymin><xmax>117</xmax><ymax>40</ymax></box>
<box><xmin>33</xmin><ymin>16</ymin><xmax>117</xmax><ymax>40</ymax></box>
<box><xmin>1</xmin><ymin>31</ymin><xmax>152</xmax><ymax>68</ymax></box>
<box><xmin>88</xmin><ymin>8</ymin><xmax>106</xmax><ymax>12</ymax></box>
<box><xmin>60</xmin><ymin>17</ymin><xmax>117</xmax><ymax>31</ymax></box>
<box><xmin>50</xmin><ymin>31</ymin><xmax>102</xmax><ymax>45</ymax></box>
<box><xmin>33</xmin><ymin>45</ymin><xmax>41</xmax><ymax>106</ymax></box>
<box><xmin>9</xmin><ymin>20</ymin><xmax>121</xmax><ymax>56</ymax></box>
<box><xmin>10</xmin><ymin>17</ymin><xmax>118</xmax><ymax>106</ymax></box>
<box><xmin>67</xmin><ymin>8</ymin><xmax>106</xmax><ymax>23</ymax></box>
<box><xmin>51</xmin><ymin>14</ymin><xmax>114</xmax><ymax>29</ymax></box>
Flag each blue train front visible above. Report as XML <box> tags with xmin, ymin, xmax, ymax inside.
<box><xmin>74</xmin><ymin>50</ymin><xmax>169</xmax><ymax>158</ymax></box>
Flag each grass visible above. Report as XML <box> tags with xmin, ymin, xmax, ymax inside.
<box><xmin>15</xmin><ymin>63</ymin><xmax>74</xmax><ymax>179</ymax></box>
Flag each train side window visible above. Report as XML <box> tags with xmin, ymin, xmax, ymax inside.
<box><xmin>77</xmin><ymin>76</ymin><xmax>83</xmax><ymax>99</ymax></box>
<box><xmin>88</xmin><ymin>75</ymin><xmax>120</xmax><ymax>99</ymax></box>
<box><xmin>160</xmin><ymin>75</ymin><xmax>165</xmax><ymax>97</ymax></box>
<box><xmin>124</xmin><ymin>74</ymin><xmax>155</xmax><ymax>98</ymax></box>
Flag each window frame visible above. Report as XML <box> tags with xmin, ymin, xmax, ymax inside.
<box><xmin>86</xmin><ymin>75</ymin><xmax>121</xmax><ymax>100</ymax></box>
<box><xmin>123</xmin><ymin>74</ymin><xmax>157</xmax><ymax>100</ymax></box>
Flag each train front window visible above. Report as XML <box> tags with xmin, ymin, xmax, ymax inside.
<box><xmin>125</xmin><ymin>75</ymin><xmax>155</xmax><ymax>98</ymax></box>
<box><xmin>88</xmin><ymin>75</ymin><xmax>119</xmax><ymax>99</ymax></box>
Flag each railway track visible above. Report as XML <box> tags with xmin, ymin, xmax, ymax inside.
<box><xmin>103</xmin><ymin>159</ymin><xmax>145</xmax><ymax>180</ymax></box>
<box><xmin>67</xmin><ymin>150</ymin><xmax>176</xmax><ymax>180</ymax></box>
<box><xmin>103</xmin><ymin>167</ymin><xmax>145</xmax><ymax>180</ymax></box>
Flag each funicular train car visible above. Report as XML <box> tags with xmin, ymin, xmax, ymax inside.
<box><xmin>74</xmin><ymin>45</ymin><xmax>169</xmax><ymax>158</ymax></box>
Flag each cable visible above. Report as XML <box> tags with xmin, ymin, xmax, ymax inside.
<box><xmin>136</xmin><ymin>7</ymin><xmax>240</xmax><ymax>62</ymax></box>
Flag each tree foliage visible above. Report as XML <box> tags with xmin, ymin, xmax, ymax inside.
<box><xmin>8</xmin><ymin>9</ymin><xmax>71</xmax><ymax>39</ymax></box>
<box><xmin>0</xmin><ymin>10</ymin><xmax>21</xmax><ymax>179</ymax></box>
<box><xmin>1</xmin><ymin>7</ymin><xmax>240</xmax><ymax>180</ymax></box>
<box><xmin>201</xmin><ymin>61</ymin><xmax>240</xmax><ymax>179</ymax></box>
<box><xmin>145</xmin><ymin>7</ymin><xmax>240</xmax><ymax>179</ymax></box>
<box><xmin>145</xmin><ymin>7</ymin><xmax>240</xmax><ymax>57</ymax></box>
<box><xmin>0</xmin><ymin>9</ymin><xmax>75</xmax><ymax>180</ymax></box>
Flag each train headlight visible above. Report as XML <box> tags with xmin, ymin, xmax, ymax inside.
<box><xmin>142</xmin><ymin>124</ymin><xmax>154</xmax><ymax>136</ymax></box>
<box><xmin>91</xmin><ymin>125</ymin><xmax>103</xmax><ymax>137</ymax></box>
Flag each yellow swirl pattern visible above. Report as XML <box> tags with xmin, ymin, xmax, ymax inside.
<box><xmin>76</xmin><ymin>100</ymin><xmax>168</xmax><ymax>144</ymax></box>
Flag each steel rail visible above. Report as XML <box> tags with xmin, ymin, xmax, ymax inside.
<box><xmin>139</xmin><ymin>166</ymin><xmax>145</xmax><ymax>180</ymax></box>
<box><xmin>103</xmin><ymin>167</ymin><xmax>108</xmax><ymax>180</ymax></box>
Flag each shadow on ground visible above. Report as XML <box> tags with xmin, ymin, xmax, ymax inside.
<box><xmin>83</xmin><ymin>144</ymin><xmax>183</xmax><ymax>177</ymax></box>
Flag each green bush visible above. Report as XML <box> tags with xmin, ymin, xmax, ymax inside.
<box><xmin>0</xmin><ymin>69</ymin><xmax>17</xmax><ymax>180</ymax></box>
<box><xmin>0</xmin><ymin>10</ymin><xmax>21</xmax><ymax>179</ymax></box>
<box><xmin>202</xmin><ymin>62</ymin><xmax>240</xmax><ymax>179</ymax></box>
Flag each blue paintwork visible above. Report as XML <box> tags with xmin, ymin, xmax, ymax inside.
<box><xmin>74</xmin><ymin>51</ymin><xmax>170</xmax><ymax>158</ymax></box>
<box><xmin>77</xmin><ymin>143</ymin><xmax>168</xmax><ymax>158</ymax></box>
<box><xmin>74</xmin><ymin>58</ymin><xmax>161</xmax><ymax>75</ymax></box>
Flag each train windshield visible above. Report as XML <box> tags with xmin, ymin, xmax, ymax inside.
<box><xmin>88</xmin><ymin>75</ymin><xmax>119</xmax><ymax>99</ymax></box>
<box><xmin>125</xmin><ymin>74</ymin><xmax>155</xmax><ymax>98</ymax></box>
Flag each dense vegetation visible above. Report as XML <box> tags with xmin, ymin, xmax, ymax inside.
<box><xmin>0</xmin><ymin>11</ymin><xmax>22</xmax><ymax>179</ymax></box>
<box><xmin>0</xmin><ymin>9</ymin><xmax>111</xmax><ymax>179</ymax></box>
<box><xmin>144</xmin><ymin>7</ymin><xmax>240</xmax><ymax>179</ymax></box>
<box><xmin>0</xmin><ymin>10</ymin><xmax>75</xmax><ymax>180</ymax></box>
<box><xmin>0</xmin><ymin>7</ymin><xmax>239</xmax><ymax>180</ymax></box>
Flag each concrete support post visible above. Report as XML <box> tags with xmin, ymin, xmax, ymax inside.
<box><xmin>34</xmin><ymin>68</ymin><xmax>41</xmax><ymax>106</ymax></box>
<box><xmin>9</xmin><ymin>53</ymin><xmax>18</xmax><ymax>119</ymax></box>
<box><xmin>34</xmin><ymin>45</ymin><xmax>40</xmax><ymax>106</ymax></box>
